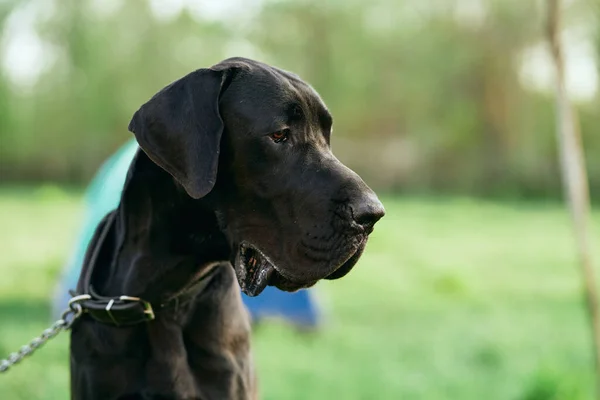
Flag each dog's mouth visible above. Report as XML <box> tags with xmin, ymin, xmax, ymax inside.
<box><xmin>235</xmin><ymin>238</ymin><xmax>366</xmax><ymax>297</ymax></box>
<box><xmin>236</xmin><ymin>241</ymin><xmax>322</xmax><ymax>297</ymax></box>
<box><xmin>236</xmin><ymin>243</ymin><xmax>278</xmax><ymax>297</ymax></box>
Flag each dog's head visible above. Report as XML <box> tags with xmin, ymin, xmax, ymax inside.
<box><xmin>128</xmin><ymin>57</ymin><xmax>384</xmax><ymax>296</ymax></box>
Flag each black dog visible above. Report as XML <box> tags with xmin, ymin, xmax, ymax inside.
<box><xmin>70</xmin><ymin>57</ymin><xmax>384</xmax><ymax>400</ymax></box>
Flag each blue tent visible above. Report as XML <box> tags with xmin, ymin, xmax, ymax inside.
<box><xmin>52</xmin><ymin>140</ymin><xmax>322</xmax><ymax>328</ymax></box>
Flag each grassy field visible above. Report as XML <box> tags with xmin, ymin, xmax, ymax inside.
<box><xmin>0</xmin><ymin>186</ymin><xmax>599</xmax><ymax>399</ymax></box>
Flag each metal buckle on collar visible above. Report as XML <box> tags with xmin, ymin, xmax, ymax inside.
<box><xmin>103</xmin><ymin>296</ymin><xmax>155</xmax><ymax>326</ymax></box>
<box><xmin>118</xmin><ymin>295</ymin><xmax>155</xmax><ymax>321</ymax></box>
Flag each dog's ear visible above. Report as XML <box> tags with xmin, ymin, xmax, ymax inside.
<box><xmin>128</xmin><ymin>68</ymin><xmax>229</xmax><ymax>199</ymax></box>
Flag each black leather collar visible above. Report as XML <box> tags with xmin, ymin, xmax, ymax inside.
<box><xmin>70</xmin><ymin>211</ymin><xmax>217</xmax><ymax>327</ymax></box>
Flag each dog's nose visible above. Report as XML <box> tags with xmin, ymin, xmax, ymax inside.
<box><xmin>350</xmin><ymin>192</ymin><xmax>385</xmax><ymax>230</ymax></box>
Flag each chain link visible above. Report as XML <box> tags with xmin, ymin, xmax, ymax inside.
<box><xmin>0</xmin><ymin>303</ymin><xmax>83</xmax><ymax>374</ymax></box>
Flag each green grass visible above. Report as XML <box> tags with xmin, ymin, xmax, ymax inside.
<box><xmin>1</xmin><ymin>187</ymin><xmax>599</xmax><ymax>399</ymax></box>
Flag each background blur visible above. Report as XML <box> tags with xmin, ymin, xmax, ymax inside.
<box><xmin>1</xmin><ymin>0</ymin><xmax>600</xmax><ymax>399</ymax></box>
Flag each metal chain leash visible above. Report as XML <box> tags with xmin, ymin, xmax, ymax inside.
<box><xmin>0</xmin><ymin>302</ymin><xmax>83</xmax><ymax>374</ymax></box>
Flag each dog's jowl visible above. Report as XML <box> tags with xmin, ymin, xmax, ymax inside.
<box><xmin>70</xmin><ymin>57</ymin><xmax>384</xmax><ymax>400</ymax></box>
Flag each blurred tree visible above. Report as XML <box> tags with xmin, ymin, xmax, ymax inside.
<box><xmin>0</xmin><ymin>0</ymin><xmax>598</xmax><ymax>200</ymax></box>
<box><xmin>2</xmin><ymin>0</ymin><xmax>232</xmax><ymax>181</ymax></box>
<box><xmin>251</xmin><ymin>0</ymin><xmax>570</xmax><ymax>197</ymax></box>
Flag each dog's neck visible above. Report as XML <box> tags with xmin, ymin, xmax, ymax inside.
<box><xmin>93</xmin><ymin>150</ymin><xmax>231</xmax><ymax>303</ymax></box>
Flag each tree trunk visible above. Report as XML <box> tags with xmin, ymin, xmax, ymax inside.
<box><xmin>546</xmin><ymin>0</ymin><xmax>600</xmax><ymax>397</ymax></box>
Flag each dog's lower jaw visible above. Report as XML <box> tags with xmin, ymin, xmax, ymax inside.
<box><xmin>234</xmin><ymin>238</ymin><xmax>365</xmax><ymax>295</ymax></box>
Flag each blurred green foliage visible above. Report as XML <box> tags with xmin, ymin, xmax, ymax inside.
<box><xmin>0</xmin><ymin>0</ymin><xmax>599</xmax><ymax>199</ymax></box>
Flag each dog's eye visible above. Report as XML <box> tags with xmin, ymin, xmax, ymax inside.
<box><xmin>269</xmin><ymin>129</ymin><xmax>290</xmax><ymax>143</ymax></box>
